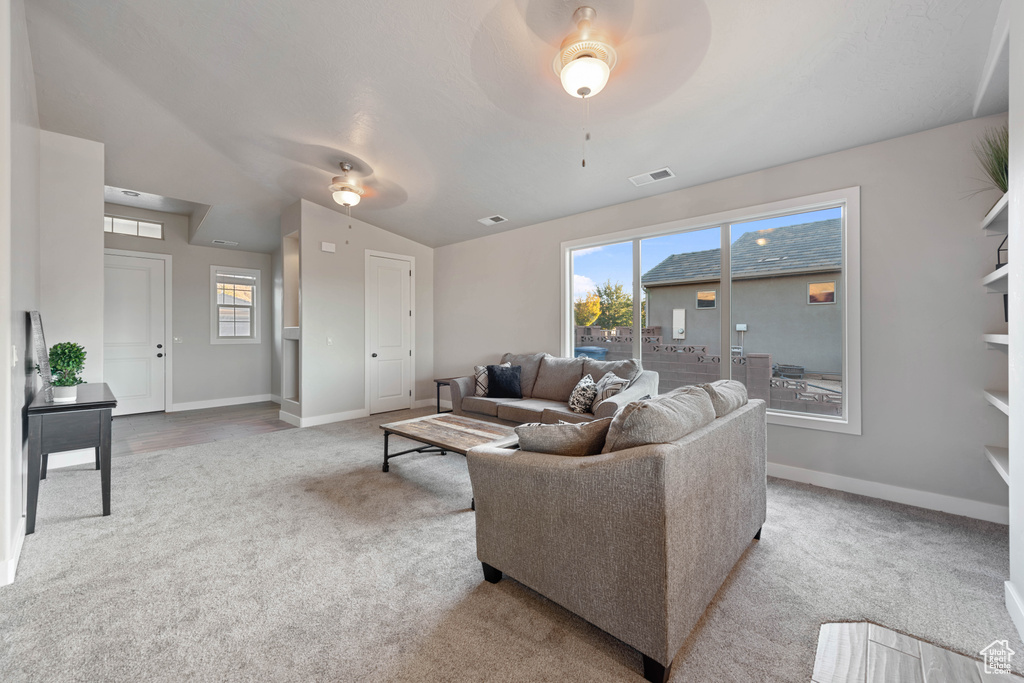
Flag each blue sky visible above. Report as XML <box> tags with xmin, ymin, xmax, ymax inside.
<box><xmin>572</xmin><ymin>207</ymin><xmax>841</xmax><ymax>296</ymax></box>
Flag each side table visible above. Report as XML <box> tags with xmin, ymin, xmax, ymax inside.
<box><xmin>26</xmin><ymin>382</ymin><xmax>118</xmax><ymax>534</ymax></box>
<box><xmin>433</xmin><ymin>377</ymin><xmax>458</xmax><ymax>414</ymax></box>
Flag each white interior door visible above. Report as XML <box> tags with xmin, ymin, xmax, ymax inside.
<box><xmin>104</xmin><ymin>253</ymin><xmax>166</xmax><ymax>416</ymax></box>
<box><xmin>367</xmin><ymin>255</ymin><xmax>412</xmax><ymax>414</ymax></box>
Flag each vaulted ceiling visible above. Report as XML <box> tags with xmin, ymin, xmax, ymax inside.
<box><xmin>25</xmin><ymin>0</ymin><xmax>1005</xmax><ymax>252</ymax></box>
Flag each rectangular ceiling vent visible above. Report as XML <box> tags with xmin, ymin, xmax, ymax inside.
<box><xmin>211</xmin><ymin>239</ymin><xmax>239</xmax><ymax>246</ymax></box>
<box><xmin>628</xmin><ymin>167</ymin><xmax>675</xmax><ymax>187</ymax></box>
<box><xmin>477</xmin><ymin>215</ymin><xmax>508</xmax><ymax>226</ymax></box>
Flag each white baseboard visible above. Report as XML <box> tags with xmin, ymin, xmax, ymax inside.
<box><xmin>280</xmin><ymin>408</ymin><xmax>371</xmax><ymax>428</ymax></box>
<box><xmin>1007</xmin><ymin>581</ymin><xmax>1024</xmax><ymax>643</ymax></box>
<box><xmin>169</xmin><ymin>394</ymin><xmax>273</xmax><ymax>412</ymax></box>
<box><xmin>46</xmin><ymin>448</ymin><xmax>97</xmax><ymax>471</ymax></box>
<box><xmin>271</xmin><ymin>394</ymin><xmax>282</xmax><ymax>405</ymax></box>
<box><xmin>413</xmin><ymin>398</ymin><xmax>435</xmax><ymax>409</ymax></box>
<box><xmin>767</xmin><ymin>462</ymin><xmax>1010</xmax><ymax>524</ymax></box>
<box><xmin>2</xmin><ymin>517</ymin><xmax>26</xmax><ymax>586</ymax></box>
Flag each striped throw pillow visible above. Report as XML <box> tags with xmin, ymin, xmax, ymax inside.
<box><xmin>593</xmin><ymin>371</ymin><xmax>630</xmax><ymax>407</ymax></box>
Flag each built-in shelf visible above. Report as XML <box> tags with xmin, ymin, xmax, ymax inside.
<box><xmin>283</xmin><ymin>326</ymin><xmax>300</xmax><ymax>340</ymax></box>
<box><xmin>986</xmin><ymin>445</ymin><xmax>1010</xmax><ymax>485</ymax></box>
<box><xmin>981</xmin><ymin>193</ymin><xmax>1009</xmax><ymax>233</ymax></box>
<box><xmin>984</xmin><ymin>389</ymin><xmax>1010</xmax><ymax>416</ymax></box>
<box><xmin>985</xmin><ymin>333</ymin><xmax>1010</xmax><ymax>346</ymax></box>
<box><xmin>983</xmin><ymin>265</ymin><xmax>1009</xmax><ymax>293</ymax></box>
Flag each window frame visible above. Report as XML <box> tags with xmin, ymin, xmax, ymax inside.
<box><xmin>210</xmin><ymin>265</ymin><xmax>262</xmax><ymax>345</ymax></box>
<box><xmin>808</xmin><ymin>281</ymin><xmax>837</xmax><ymax>305</ymax></box>
<box><xmin>104</xmin><ymin>214</ymin><xmax>165</xmax><ymax>240</ymax></box>
<box><xmin>695</xmin><ymin>290</ymin><xmax>718</xmax><ymax>309</ymax></box>
<box><xmin>560</xmin><ymin>187</ymin><xmax>861</xmax><ymax>435</ymax></box>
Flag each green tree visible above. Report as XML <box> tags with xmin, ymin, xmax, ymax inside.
<box><xmin>574</xmin><ymin>292</ymin><xmax>601</xmax><ymax>326</ymax></box>
<box><xmin>594</xmin><ymin>280</ymin><xmax>634</xmax><ymax>330</ymax></box>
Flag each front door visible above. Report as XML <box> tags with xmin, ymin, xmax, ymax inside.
<box><xmin>104</xmin><ymin>253</ymin><xmax>166</xmax><ymax>416</ymax></box>
<box><xmin>367</xmin><ymin>254</ymin><xmax>412</xmax><ymax>414</ymax></box>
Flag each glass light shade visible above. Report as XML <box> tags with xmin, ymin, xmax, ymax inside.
<box><xmin>560</xmin><ymin>56</ymin><xmax>610</xmax><ymax>98</ymax></box>
<box><xmin>333</xmin><ymin>189</ymin><xmax>361</xmax><ymax>207</ymax></box>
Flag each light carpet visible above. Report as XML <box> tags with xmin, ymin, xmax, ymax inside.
<box><xmin>0</xmin><ymin>408</ymin><xmax>1018</xmax><ymax>682</ymax></box>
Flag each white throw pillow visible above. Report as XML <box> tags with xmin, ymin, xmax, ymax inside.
<box><xmin>592</xmin><ymin>371</ymin><xmax>630</xmax><ymax>409</ymax></box>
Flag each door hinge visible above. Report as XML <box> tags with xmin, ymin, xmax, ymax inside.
<box><xmin>409</xmin><ymin>390</ymin><xmax>412</xmax><ymax>396</ymax></box>
<box><xmin>409</xmin><ymin>310</ymin><xmax>412</xmax><ymax>316</ymax></box>
<box><xmin>409</xmin><ymin>270</ymin><xmax>412</xmax><ymax>276</ymax></box>
<box><xmin>409</xmin><ymin>350</ymin><xmax>412</xmax><ymax>356</ymax></box>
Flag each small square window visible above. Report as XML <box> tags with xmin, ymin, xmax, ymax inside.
<box><xmin>808</xmin><ymin>281</ymin><xmax>836</xmax><ymax>304</ymax></box>
<box><xmin>211</xmin><ymin>266</ymin><xmax>261</xmax><ymax>344</ymax></box>
<box><xmin>696</xmin><ymin>290</ymin><xmax>717</xmax><ymax>309</ymax></box>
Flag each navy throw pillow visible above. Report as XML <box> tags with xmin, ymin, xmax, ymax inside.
<box><xmin>487</xmin><ymin>365</ymin><xmax>522</xmax><ymax>399</ymax></box>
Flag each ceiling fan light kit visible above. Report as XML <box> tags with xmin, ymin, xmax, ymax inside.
<box><xmin>330</xmin><ymin>162</ymin><xmax>364</xmax><ymax>207</ymax></box>
<box><xmin>553</xmin><ymin>6</ymin><xmax>617</xmax><ymax>99</ymax></box>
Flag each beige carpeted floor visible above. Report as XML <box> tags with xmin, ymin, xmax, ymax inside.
<box><xmin>0</xmin><ymin>407</ymin><xmax>1018</xmax><ymax>682</ymax></box>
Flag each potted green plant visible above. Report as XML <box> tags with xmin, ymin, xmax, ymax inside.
<box><xmin>975</xmin><ymin>123</ymin><xmax>1009</xmax><ymax>197</ymax></box>
<box><xmin>47</xmin><ymin>342</ymin><xmax>87</xmax><ymax>403</ymax></box>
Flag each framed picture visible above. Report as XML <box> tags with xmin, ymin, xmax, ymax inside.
<box><xmin>696</xmin><ymin>290</ymin><xmax>717</xmax><ymax>309</ymax></box>
<box><xmin>30</xmin><ymin>311</ymin><xmax>53</xmax><ymax>402</ymax></box>
<box><xmin>808</xmin><ymin>281</ymin><xmax>836</xmax><ymax>305</ymax></box>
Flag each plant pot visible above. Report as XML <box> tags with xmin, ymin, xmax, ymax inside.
<box><xmin>52</xmin><ymin>385</ymin><xmax>77</xmax><ymax>403</ymax></box>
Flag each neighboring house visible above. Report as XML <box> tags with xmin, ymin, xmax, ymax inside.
<box><xmin>642</xmin><ymin>219</ymin><xmax>843</xmax><ymax>376</ymax></box>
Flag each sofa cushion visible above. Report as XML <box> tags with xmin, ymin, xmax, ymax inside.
<box><xmin>601</xmin><ymin>385</ymin><xmax>716</xmax><ymax>454</ymax></box>
<box><xmin>531</xmin><ymin>355</ymin><xmax>585</xmax><ymax>401</ymax></box>
<box><xmin>699</xmin><ymin>379</ymin><xmax>749</xmax><ymax>418</ymax></box>
<box><xmin>462</xmin><ymin>395</ymin><xmax>519</xmax><ymax>417</ymax></box>
<box><xmin>488</xmin><ymin>365</ymin><xmax>522</xmax><ymax>399</ymax></box>
<box><xmin>583</xmin><ymin>357</ymin><xmax>642</xmax><ymax>384</ymax></box>
<box><xmin>497</xmin><ymin>398</ymin><xmax>572</xmax><ymax>424</ymax></box>
<box><xmin>500</xmin><ymin>352</ymin><xmax>546</xmax><ymax>398</ymax></box>
<box><xmin>515</xmin><ymin>418</ymin><xmax>613</xmax><ymax>457</ymax></box>
<box><xmin>474</xmin><ymin>362</ymin><xmax>510</xmax><ymax>396</ymax></box>
<box><xmin>540</xmin><ymin>407</ymin><xmax>593</xmax><ymax>424</ymax></box>
<box><xmin>568</xmin><ymin>374</ymin><xmax>598</xmax><ymax>413</ymax></box>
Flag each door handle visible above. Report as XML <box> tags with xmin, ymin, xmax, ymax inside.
<box><xmin>157</xmin><ymin>344</ymin><xmax>163</xmax><ymax>349</ymax></box>
<box><xmin>372</xmin><ymin>353</ymin><xmax>378</xmax><ymax>358</ymax></box>
<box><xmin>157</xmin><ymin>353</ymin><xmax>164</xmax><ymax>358</ymax></box>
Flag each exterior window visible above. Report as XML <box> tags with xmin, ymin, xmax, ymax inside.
<box><xmin>210</xmin><ymin>266</ymin><xmax>261</xmax><ymax>344</ymax></box>
<box><xmin>808</xmin><ymin>281</ymin><xmax>836</xmax><ymax>304</ymax></box>
<box><xmin>696</xmin><ymin>290</ymin><xmax>717</xmax><ymax>309</ymax></box>
<box><xmin>104</xmin><ymin>215</ymin><xmax>163</xmax><ymax>239</ymax></box>
<box><xmin>563</xmin><ymin>187</ymin><xmax>861</xmax><ymax>435</ymax></box>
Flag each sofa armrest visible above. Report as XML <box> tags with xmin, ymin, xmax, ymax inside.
<box><xmin>449</xmin><ymin>376</ymin><xmax>475</xmax><ymax>414</ymax></box>
<box><xmin>593</xmin><ymin>370</ymin><xmax>659</xmax><ymax>418</ymax></box>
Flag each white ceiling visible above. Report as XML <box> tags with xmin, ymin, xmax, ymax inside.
<box><xmin>25</xmin><ymin>0</ymin><xmax>1006</xmax><ymax>253</ymax></box>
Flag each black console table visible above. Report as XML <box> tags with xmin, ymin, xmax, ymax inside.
<box><xmin>26</xmin><ymin>383</ymin><xmax>117</xmax><ymax>534</ymax></box>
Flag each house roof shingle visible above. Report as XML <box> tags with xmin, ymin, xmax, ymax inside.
<box><xmin>641</xmin><ymin>219</ymin><xmax>841</xmax><ymax>287</ymax></box>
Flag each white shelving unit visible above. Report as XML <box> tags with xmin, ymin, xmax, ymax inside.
<box><xmin>982</xmin><ymin>194</ymin><xmax>1010</xmax><ymax>483</ymax></box>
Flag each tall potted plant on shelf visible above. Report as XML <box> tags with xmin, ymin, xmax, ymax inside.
<box><xmin>47</xmin><ymin>342</ymin><xmax>87</xmax><ymax>403</ymax></box>
<box><xmin>975</xmin><ymin>124</ymin><xmax>1009</xmax><ymax>198</ymax></box>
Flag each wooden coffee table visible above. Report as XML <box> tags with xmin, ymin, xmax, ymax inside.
<box><xmin>379</xmin><ymin>413</ymin><xmax>517</xmax><ymax>473</ymax></box>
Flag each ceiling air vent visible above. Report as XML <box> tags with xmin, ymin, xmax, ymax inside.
<box><xmin>477</xmin><ymin>215</ymin><xmax>508</xmax><ymax>227</ymax></box>
<box><xmin>212</xmin><ymin>239</ymin><xmax>239</xmax><ymax>246</ymax></box>
<box><xmin>628</xmin><ymin>167</ymin><xmax>675</xmax><ymax>187</ymax></box>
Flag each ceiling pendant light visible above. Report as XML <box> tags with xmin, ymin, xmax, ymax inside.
<box><xmin>330</xmin><ymin>162</ymin><xmax>364</xmax><ymax>208</ymax></box>
<box><xmin>553</xmin><ymin>7</ymin><xmax>617</xmax><ymax>99</ymax></box>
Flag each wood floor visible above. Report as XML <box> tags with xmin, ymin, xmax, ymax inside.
<box><xmin>813</xmin><ymin>622</ymin><xmax>1023</xmax><ymax>682</ymax></box>
<box><xmin>112</xmin><ymin>402</ymin><xmax>294</xmax><ymax>456</ymax></box>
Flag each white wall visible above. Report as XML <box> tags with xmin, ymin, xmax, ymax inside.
<box><xmin>435</xmin><ymin>114</ymin><xmax>1010</xmax><ymax>520</ymax></box>
<box><xmin>39</xmin><ymin>131</ymin><xmax>104</xmax><ymax>381</ymax></box>
<box><xmin>104</xmin><ymin>204</ymin><xmax>273</xmax><ymax>408</ymax></box>
<box><xmin>291</xmin><ymin>200</ymin><xmax>434</xmax><ymax>424</ymax></box>
<box><xmin>2</xmin><ymin>0</ymin><xmax>41</xmax><ymax>584</ymax></box>
<box><xmin>1006</xmin><ymin>0</ymin><xmax>1024</xmax><ymax>642</ymax></box>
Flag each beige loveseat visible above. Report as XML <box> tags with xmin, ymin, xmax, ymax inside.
<box><xmin>449</xmin><ymin>352</ymin><xmax>659</xmax><ymax>425</ymax></box>
<box><xmin>466</xmin><ymin>390</ymin><xmax>767</xmax><ymax>682</ymax></box>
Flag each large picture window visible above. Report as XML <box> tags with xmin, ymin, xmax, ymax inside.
<box><xmin>562</xmin><ymin>188</ymin><xmax>860</xmax><ymax>434</ymax></box>
<box><xmin>210</xmin><ymin>266</ymin><xmax>261</xmax><ymax>345</ymax></box>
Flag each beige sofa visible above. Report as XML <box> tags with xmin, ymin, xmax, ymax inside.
<box><xmin>449</xmin><ymin>352</ymin><xmax>659</xmax><ymax>425</ymax></box>
<box><xmin>466</xmin><ymin>395</ymin><xmax>767</xmax><ymax>682</ymax></box>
